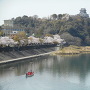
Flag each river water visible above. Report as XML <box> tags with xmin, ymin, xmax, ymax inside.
<box><xmin>0</xmin><ymin>53</ymin><xmax>90</xmax><ymax>90</ymax></box>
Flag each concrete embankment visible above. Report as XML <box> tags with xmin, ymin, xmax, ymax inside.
<box><xmin>0</xmin><ymin>47</ymin><xmax>56</xmax><ymax>64</ymax></box>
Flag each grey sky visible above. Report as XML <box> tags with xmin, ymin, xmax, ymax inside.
<box><xmin>0</xmin><ymin>0</ymin><xmax>90</xmax><ymax>25</ymax></box>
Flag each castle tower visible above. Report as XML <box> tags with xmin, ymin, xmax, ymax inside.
<box><xmin>79</xmin><ymin>8</ymin><xmax>89</xmax><ymax>18</ymax></box>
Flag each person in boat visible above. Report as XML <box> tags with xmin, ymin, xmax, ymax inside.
<box><xmin>26</xmin><ymin>70</ymin><xmax>33</xmax><ymax>75</ymax></box>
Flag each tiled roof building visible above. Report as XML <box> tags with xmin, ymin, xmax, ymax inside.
<box><xmin>79</xmin><ymin>8</ymin><xmax>89</xmax><ymax>18</ymax></box>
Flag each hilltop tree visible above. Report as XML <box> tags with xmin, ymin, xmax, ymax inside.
<box><xmin>33</xmin><ymin>15</ymin><xmax>38</xmax><ymax>19</ymax></box>
<box><xmin>51</xmin><ymin>14</ymin><xmax>57</xmax><ymax>20</ymax></box>
<box><xmin>57</xmin><ymin>14</ymin><xmax>62</xmax><ymax>20</ymax></box>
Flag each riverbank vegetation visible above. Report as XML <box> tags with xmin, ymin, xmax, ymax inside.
<box><xmin>51</xmin><ymin>45</ymin><xmax>90</xmax><ymax>55</ymax></box>
<box><xmin>0</xmin><ymin>34</ymin><xmax>64</xmax><ymax>47</ymax></box>
<box><xmin>6</xmin><ymin>14</ymin><xmax>90</xmax><ymax>46</ymax></box>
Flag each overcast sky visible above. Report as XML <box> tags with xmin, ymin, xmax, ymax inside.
<box><xmin>0</xmin><ymin>0</ymin><xmax>90</xmax><ymax>25</ymax></box>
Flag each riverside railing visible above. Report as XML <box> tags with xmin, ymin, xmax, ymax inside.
<box><xmin>0</xmin><ymin>43</ymin><xmax>57</xmax><ymax>52</ymax></box>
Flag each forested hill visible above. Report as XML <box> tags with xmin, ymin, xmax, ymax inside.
<box><xmin>13</xmin><ymin>14</ymin><xmax>90</xmax><ymax>46</ymax></box>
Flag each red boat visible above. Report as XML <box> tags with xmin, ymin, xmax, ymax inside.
<box><xmin>26</xmin><ymin>72</ymin><xmax>34</xmax><ymax>77</ymax></box>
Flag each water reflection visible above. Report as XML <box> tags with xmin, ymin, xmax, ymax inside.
<box><xmin>0</xmin><ymin>54</ymin><xmax>90</xmax><ymax>89</ymax></box>
<box><xmin>55</xmin><ymin>54</ymin><xmax>90</xmax><ymax>85</ymax></box>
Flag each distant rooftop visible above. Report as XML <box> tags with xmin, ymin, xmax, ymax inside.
<box><xmin>79</xmin><ymin>8</ymin><xmax>89</xmax><ymax>18</ymax></box>
<box><xmin>80</xmin><ymin>8</ymin><xmax>86</xmax><ymax>11</ymax></box>
<box><xmin>4</xmin><ymin>20</ymin><xmax>14</xmax><ymax>27</ymax></box>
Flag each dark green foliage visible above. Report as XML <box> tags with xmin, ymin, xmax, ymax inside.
<box><xmin>13</xmin><ymin>14</ymin><xmax>90</xmax><ymax>46</ymax></box>
<box><xmin>60</xmin><ymin>32</ymin><xmax>82</xmax><ymax>46</ymax></box>
<box><xmin>51</xmin><ymin>14</ymin><xmax>57</xmax><ymax>20</ymax></box>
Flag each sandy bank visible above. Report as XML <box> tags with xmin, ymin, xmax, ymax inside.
<box><xmin>51</xmin><ymin>46</ymin><xmax>90</xmax><ymax>55</ymax></box>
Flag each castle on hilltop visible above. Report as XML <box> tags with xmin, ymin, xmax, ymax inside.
<box><xmin>79</xmin><ymin>8</ymin><xmax>89</xmax><ymax>18</ymax></box>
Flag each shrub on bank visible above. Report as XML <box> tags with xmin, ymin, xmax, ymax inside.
<box><xmin>51</xmin><ymin>45</ymin><xmax>90</xmax><ymax>55</ymax></box>
<box><xmin>0</xmin><ymin>34</ymin><xmax>65</xmax><ymax>47</ymax></box>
